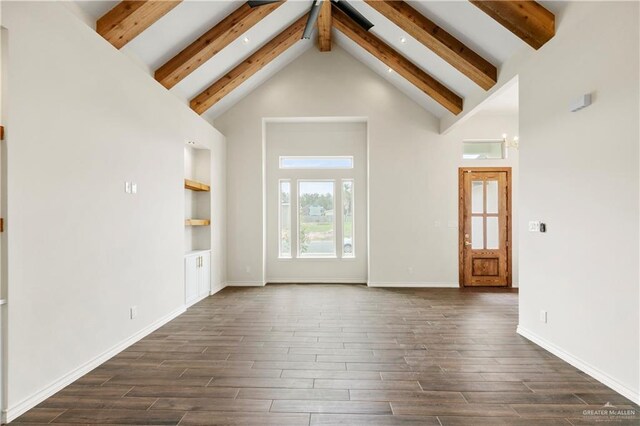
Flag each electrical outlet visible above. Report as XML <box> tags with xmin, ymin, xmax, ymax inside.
<box><xmin>539</xmin><ymin>310</ymin><xmax>547</xmax><ymax>323</ymax></box>
<box><xmin>529</xmin><ymin>221</ymin><xmax>541</xmax><ymax>232</ymax></box>
<box><xmin>131</xmin><ymin>183</ymin><xmax>137</xmax><ymax>194</ymax></box>
<box><xmin>125</xmin><ymin>182</ymin><xmax>131</xmax><ymax>194</ymax></box>
<box><xmin>130</xmin><ymin>306</ymin><xmax>138</xmax><ymax>319</ymax></box>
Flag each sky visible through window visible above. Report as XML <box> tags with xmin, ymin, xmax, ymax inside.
<box><xmin>299</xmin><ymin>181</ymin><xmax>333</xmax><ymax>194</ymax></box>
<box><xmin>280</xmin><ymin>157</ymin><xmax>353</xmax><ymax>169</ymax></box>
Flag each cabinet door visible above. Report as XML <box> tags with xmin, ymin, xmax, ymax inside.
<box><xmin>185</xmin><ymin>255</ymin><xmax>198</xmax><ymax>304</ymax></box>
<box><xmin>199</xmin><ymin>254</ymin><xmax>211</xmax><ymax>297</ymax></box>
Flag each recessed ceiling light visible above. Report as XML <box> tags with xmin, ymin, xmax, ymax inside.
<box><xmin>243</xmin><ymin>37</ymin><xmax>250</xmax><ymax>44</ymax></box>
<box><xmin>387</xmin><ymin>67</ymin><xmax>393</xmax><ymax>73</ymax></box>
<box><xmin>400</xmin><ymin>37</ymin><xmax>407</xmax><ymax>44</ymax></box>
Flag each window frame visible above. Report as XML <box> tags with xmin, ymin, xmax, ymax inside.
<box><xmin>341</xmin><ymin>179</ymin><xmax>355</xmax><ymax>258</ymax></box>
<box><xmin>297</xmin><ymin>179</ymin><xmax>337</xmax><ymax>259</ymax></box>
<box><xmin>278</xmin><ymin>179</ymin><xmax>292</xmax><ymax>259</ymax></box>
<box><xmin>462</xmin><ymin>139</ymin><xmax>506</xmax><ymax>160</ymax></box>
<box><xmin>279</xmin><ymin>156</ymin><xmax>354</xmax><ymax>170</ymax></box>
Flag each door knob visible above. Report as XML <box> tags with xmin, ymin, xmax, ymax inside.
<box><xmin>465</xmin><ymin>241</ymin><xmax>472</xmax><ymax>246</ymax></box>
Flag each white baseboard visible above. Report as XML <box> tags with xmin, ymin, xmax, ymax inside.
<box><xmin>225</xmin><ymin>281</ymin><xmax>265</xmax><ymax>286</ymax></box>
<box><xmin>517</xmin><ymin>326</ymin><xmax>639</xmax><ymax>405</ymax></box>
<box><xmin>210</xmin><ymin>283</ymin><xmax>226</xmax><ymax>296</ymax></box>
<box><xmin>3</xmin><ymin>306</ymin><xmax>186</xmax><ymax>423</ymax></box>
<box><xmin>266</xmin><ymin>278</ymin><xmax>366</xmax><ymax>284</ymax></box>
<box><xmin>186</xmin><ymin>293</ymin><xmax>209</xmax><ymax>308</ymax></box>
<box><xmin>368</xmin><ymin>281</ymin><xmax>459</xmax><ymax>288</ymax></box>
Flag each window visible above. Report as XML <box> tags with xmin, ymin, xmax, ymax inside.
<box><xmin>279</xmin><ymin>180</ymin><xmax>291</xmax><ymax>258</ymax></box>
<box><xmin>462</xmin><ymin>140</ymin><xmax>505</xmax><ymax>160</ymax></box>
<box><xmin>280</xmin><ymin>156</ymin><xmax>353</xmax><ymax>169</ymax></box>
<box><xmin>342</xmin><ymin>180</ymin><xmax>354</xmax><ymax>257</ymax></box>
<box><xmin>298</xmin><ymin>180</ymin><xmax>335</xmax><ymax>258</ymax></box>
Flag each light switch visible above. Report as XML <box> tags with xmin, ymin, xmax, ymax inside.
<box><xmin>125</xmin><ymin>182</ymin><xmax>131</xmax><ymax>194</ymax></box>
<box><xmin>529</xmin><ymin>221</ymin><xmax>540</xmax><ymax>232</ymax></box>
<box><xmin>132</xmin><ymin>183</ymin><xmax>137</xmax><ymax>194</ymax></box>
<box><xmin>539</xmin><ymin>310</ymin><xmax>548</xmax><ymax>323</ymax></box>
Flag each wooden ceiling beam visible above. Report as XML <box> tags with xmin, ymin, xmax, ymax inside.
<box><xmin>469</xmin><ymin>0</ymin><xmax>555</xmax><ymax>50</ymax></box>
<box><xmin>155</xmin><ymin>1</ymin><xmax>284</xmax><ymax>89</ymax></box>
<box><xmin>365</xmin><ymin>0</ymin><xmax>497</xmax><ymax>90</ymax></box>
<box><xmin>97</xmin><ymin>1</ymin><xmax>182</xmax><ymax>49</ymax></box>
<box><xmin>332</xmin><ymin>6</ymin><xmax>463</xmax><ymax>115</ymax></box>
<box><xmin>190</xmin><ymin>14</ymin><xmax>307</xmax><ymax>115</ymax></box>
<box><xmin>317</xmin><ymin>0</ymin><xmax>332</xmax><ymax>52</ymax></box>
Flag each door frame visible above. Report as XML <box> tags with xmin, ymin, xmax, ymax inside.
<box><xmin>458</xmin><ymin>167</ymin><xmax>512</xmax><ymax>288</ymax></box>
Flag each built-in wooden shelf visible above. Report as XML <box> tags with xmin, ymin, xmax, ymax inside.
<box><xmin>185</xmin><ymin>219</ymin><xmax>210</xmax><ymax>226</ymax></box>
<box><xmin>184</xmin><ymin>179</ymin><xmax>210</xmax><ymax>192</ymax></box>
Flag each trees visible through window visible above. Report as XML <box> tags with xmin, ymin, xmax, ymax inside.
<box><xmin>342</xmin><ymin>180</ymin><xmax>354</xmax><ymax>257</ymax></box>
<box><xmin>279</xmin><ymin>180</ymin><xmax>291</xmax><ymax>258</ymax></box>
<box><xmin>298</xmin><ymin>181</ymin><xmax>335</xmax><ymax>258</ymax></box>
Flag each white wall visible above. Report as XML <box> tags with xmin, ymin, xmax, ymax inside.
<box><xmin>1</xmin><ymin>1</ymin><xmax>226</xmax><ymax>420</ymax></box>
<box><xmin>214</xmin><ymin>46</ymin><xmax>519</xmax><ymax>287</ymax></box>
<box><xmin>517</xmin><ymin>1</ymin><xmax>639</xmax><ymax>403</ymax></box>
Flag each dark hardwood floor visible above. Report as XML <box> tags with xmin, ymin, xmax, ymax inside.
<box><xmin>12</xmin><ymin>285</ymin><xmax>639</xmax><ymax>425</ymax></box>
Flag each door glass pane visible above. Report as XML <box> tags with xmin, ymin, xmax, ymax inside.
<box><xmin>471</xmin><ymin>216</ymin><xmax>484</xmax><ymax>249</ymax></box>
<box><xmin>471</xmin><ymin>181</ymin><xmax>484</xmax><ymax>213</ymax></box>
<box><xmin>299</xmin><ymin>181</ymin><xmax>335</xmax><ymax>257</ymax></box>
<box><xmin>279</xmin><ymin>180</ymin><xmax>291</xmax><ymax>258</ymax></box>
<box><xmin>486</xmin><ymin>217</ymin><xmax>499</xmax><ymax>249</ymax></box>
<box><xmin>342</xmin><ymin>180</ymin><xmax>354</xmax><ymax>258</ymax></box>
<box><xmin>486</xmin><ymin>180</ymin><xmax>499</xmax><ymax>214</ymax></box>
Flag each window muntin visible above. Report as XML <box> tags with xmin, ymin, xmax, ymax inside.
<box><xmin>280</xmin><ymin>156</ymin><xmax>354</xmax><ymax>169</ymax></box>
<box><xmin>470</xmin><ymin>179</ymin><xmax>501</xmax><ymax>250</ymax></box>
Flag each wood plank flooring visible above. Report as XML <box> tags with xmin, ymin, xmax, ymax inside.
<box><xmin>12</xmin><ymin>285</ymin><xmax>639</xmax><ymax>425</ymax></box>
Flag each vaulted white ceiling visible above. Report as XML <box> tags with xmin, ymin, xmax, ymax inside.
<box><xmin>74</xmin><ymin>1</ymin><xmax>565</xmax><ymax>123</ymax></box>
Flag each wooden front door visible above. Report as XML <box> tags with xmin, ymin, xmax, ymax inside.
<box><xmin>459</xmin><ymin>168</ymin><xmax>512</xmax><ymax>287</ymax></box>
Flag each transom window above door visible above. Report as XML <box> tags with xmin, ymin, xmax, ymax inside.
<box><xmin>279</xmin><ymin>156</ymin><xmax>354</xmax><ymax>169</ymax></box>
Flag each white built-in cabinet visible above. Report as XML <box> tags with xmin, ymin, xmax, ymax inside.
<box><xmin>184</xmin><ymin>145</ymin><xmax>212</xmax><ymax>307</ymax></box>
<box><xmin>185</xmin><ymin>250</ymin><xmax>211</xmax><ymax>307</ymax></box>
